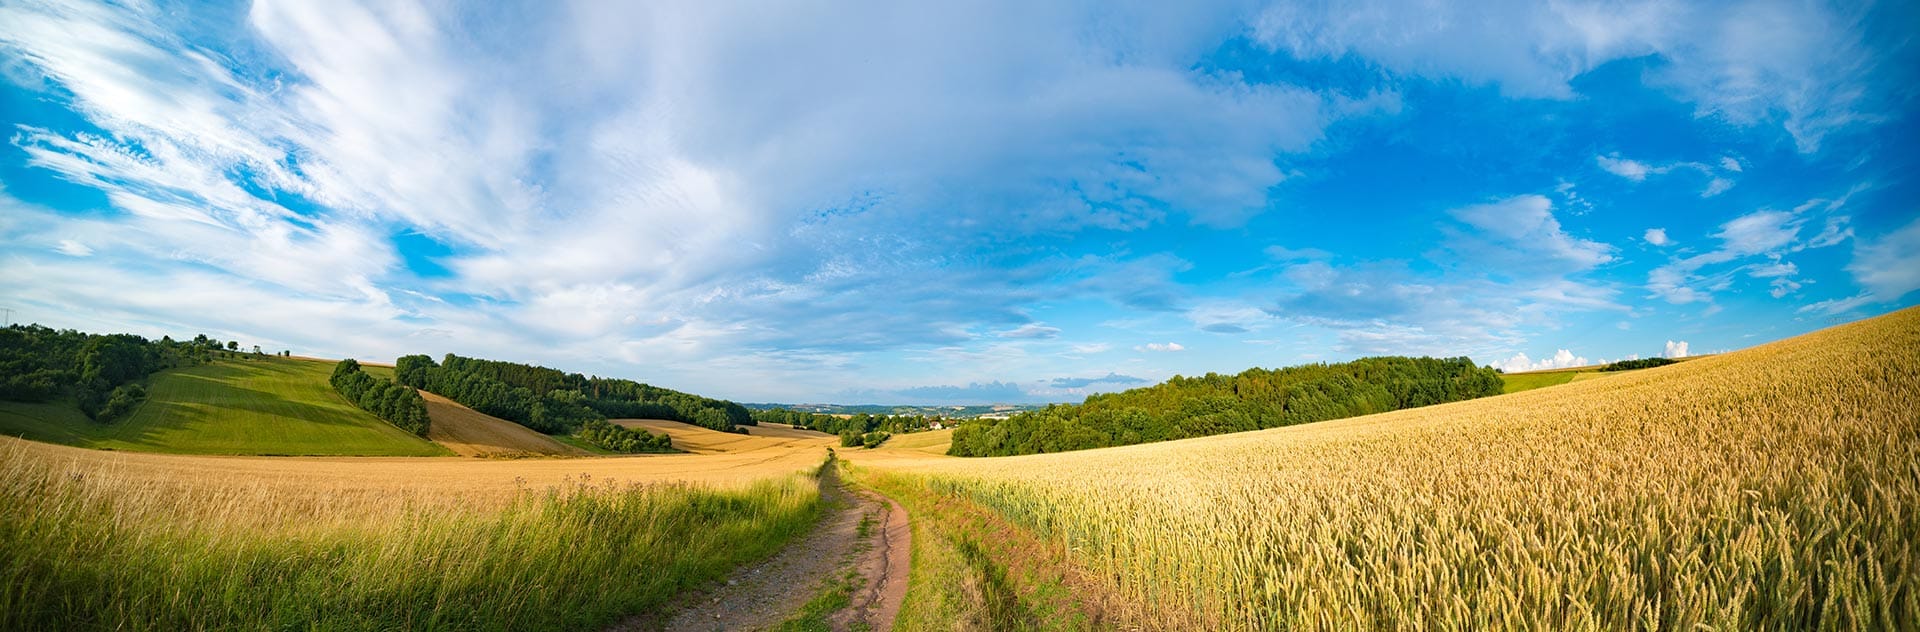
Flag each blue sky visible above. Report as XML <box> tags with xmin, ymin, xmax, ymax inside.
<box><xmin>2</xmin><ymin>0</ymin><xmax>1916</xmax><ymax>404</ymax></box>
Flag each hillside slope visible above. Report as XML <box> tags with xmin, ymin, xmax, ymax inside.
<box><xmin>851</xmin><ymin>307</ymin><xmax>1920</xmax><ymax>629</ymax></box>
<box><xmin>421</xmin><ymin>391</ymin><xmax>588</xmax><ymax>457</ymax></box>
<box><xmin>0</xmin><ymin>358</ymin><xmax>448</xmax><ymax>456</ymax></box>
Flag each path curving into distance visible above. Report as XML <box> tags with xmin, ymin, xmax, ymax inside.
<box><xmin>611</xmin><ymin>458</ymin><xmax>912</xmax><ymax>632</ymax></box>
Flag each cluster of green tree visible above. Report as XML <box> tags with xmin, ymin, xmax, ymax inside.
<box><xmin>0</xmin><ymin>324</ymin><xmax>222</xmax><ymax>421</ymax></box>
<box><xmin>751</xmin><ymin>408</ymin><xmax>842</xmax><ymax>428</ymax></box>
<box><xmin>1600</xmin><ymin>357</ymin><xmax>1678</xmax><ymax>372</ymax></box>
<box><xmin>329</xmin><ymin>359</ymin><xmax>430</xmax><ymax>436</ymax></box>
<box><xmin>949</xmin><ymin>356</ymin><xmax>1504</xmax><ymax>457</ymax></box>
<box><xmin>838</xmin><ymin>430</ymin><xmax>890</xmax><ymax>448</ymax></box>
<box><xmin>395</xmin><ymin>353</ymin><xmax>745</xmax><ymax>434</ymax></box>
<box><xmin>754</xmin><ymin>408</ymin><xmax>944</xmax><ymax>436</ymax></box>
<box><xmin>575</xmin><ymin>419</ymin><xmax>674</xmax><ymax>453</ymax></box>
<box><xmin>744</xmin><ymin>402</ymin><xmax>1045</xmax><ymax>417</ymax></box>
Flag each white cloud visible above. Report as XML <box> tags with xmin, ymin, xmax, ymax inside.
<box><xmin>1263</xmin><ymin>245</ymin><xmax>1333</xmax><ymax>261</ymax></box>
<box><xmin>997</xmin><ymin>323</ymin><xmax>1062</xmax><ymax>339</ymax></box>
<box><xmin>1492</xmin><ymin>349</ymin><xmax>1589</xmax><ymax>373</ymax></box>
<box><xmin>1068</xmin><ymin>342</ymin><xmax>1112</xmax><ymax>355</ymax></box>
<box><xmin>1644</xmin><ymin>228</ymin><xmax>1671</xmax><ymax>246</ymax></box>
<box><xmin>0</xmin><ymin>0</ymin><xmax>1399</xmax><ymax>401</ymax></box>
<box><xmin>1805</xmin><ymin>216</ymin><xmax>1855</xmax><ymax>249</ymax></box>
<box><xmin>1719</xmin><ymin>156</ymin><xmax>1743</xmax><ymax>172</ymax></box>
<box><xmin>1596</xmin><ymin>153</ymin><xmax>1738</xmax><ymax>196</ymax></box>
<box><xmin>1187</xmin><ymin>301</ymin><xmax>1272</xmax><ymax>334</ymax></box>
<box><xmin>1596</xmin><ymin>154</ymin><xmax>1652</xmax><ymax>181</ymax></box>
<box><xmin>1646</xmin><ymin>203</ymin><xmax>1852</xmax><ymax>305</ymax></box>
<box><xmin>1702</xmin><ymin>177</ymin><xmax>1735</xmax><ymax>198</ymax></box>
<box><xmin>1716</xmin><ymin>210</ymin><xmax>1803</xmax><ymax>255</ymax></box>
<box><xmin>1747</xmin><ymin>261</ymin><xmax>1797</xmax><ymax>278</ymax></box>
<box><xmin>1845</xmin><ymin>215</ymin><xmax>1920</xmax><ymax>302</ymax></box>
<box><xmin>1135</xmin><ymin>342</ymin><xmax>1185</xmax><ymax>352</ymax></box>
<box><xmin>1663</xmin><ymin>340</ymin><xmax>1689</xmax><ymax>358</ymax></box>
<box><xmin>1797</xmin><ymin>292</ymin><xmax>1873</xmax><ymax>316</ymax></box>
<box><xmin>54</xmin><ymin>239</ymin><xmax>92</xmax><ymax>256</ymax></box>
<box><xmin>1251</xmin><ymin>0</ymin><xmax>1897</xmax><ymax>151</ymax></box>
<box><xmin>1446</xmin><ymin>194</ymin><xmax>1613</xmax><ymax>272</ymax></box>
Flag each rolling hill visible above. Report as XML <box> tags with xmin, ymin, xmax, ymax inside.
<box><xmin>419</xmin><ymin>390</ymin><xmax>587</xmax><ymax>457</ymax></box>
<box><xmin>0</xmin><ymin>357</ymin><xmax>448</xmax><ymax>456</ymax></box>
<box><xmin>847</xmin><ymin>306</ymin><xmax>1920</xmax><ymax>629</ymax></box>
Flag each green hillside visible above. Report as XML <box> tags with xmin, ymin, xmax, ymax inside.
<box><xmin>0</xmin><ymin>357</ymin><xmax>449</xmax><ymax>456</ymax></box>
<box><xmin>1499</xmin><ymin>370</ymin><xmax>1584</xmax><ymax>393</ymax></box>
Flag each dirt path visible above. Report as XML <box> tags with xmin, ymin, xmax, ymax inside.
<box><xmin>611</xmin><ymin>460</ymin><xmax>911</xmax><ymax>632</ymax></box>
<box><xmin>834</xmin><ymin>487</ymin><xmax>911</xmax><ymax>630</ymax></box>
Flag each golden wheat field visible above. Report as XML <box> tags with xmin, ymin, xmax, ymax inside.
<box><xmin>3</xmin><ymin>429</ymin><xmax>828</xmax><ymax>527</ymax></box>
<box><xmin>846</xmin><ymin>307</ymin><xmax>1920</xmax><ymax>630</ymax></box>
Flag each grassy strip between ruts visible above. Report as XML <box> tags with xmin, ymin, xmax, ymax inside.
<box><xmin>0</xmin><ymin>443</ymin><xmax>826</xmax><ymax>631</ymax></box>
<box><xmin>850</xmin><ymin>464</ymin><xmax>1145</xmax><ymax>631</ymax></box>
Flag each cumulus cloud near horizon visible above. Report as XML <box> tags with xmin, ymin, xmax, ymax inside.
<box><xmin>1493</xmin><ymin>349</ymin><xmax>1590</xmax><ymax>372</ymax></box>
<box><xmin>1664</xmin><ymin>340</ymin><xmax>1690</xmax><ymax>358</ymax></box>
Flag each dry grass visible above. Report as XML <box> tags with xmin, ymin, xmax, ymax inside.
<box><xmin>614</xmin><ymin>419</ymin><xmax>835</xmax><ymax>455</ymax></box>
<box><xmin>421</xmin><ymin>390</ymin><xmax>588</xmax><ymax>457</ymax></box>
<box><xmin>875</xmin><ymin>428</ymin><xmax>955</xmax><ymax>455</ymax></box>
<box><xmin>848</xmin><ymin>308</ymin><xmax>1920</xmax><ymax>629</ymax></box>
<box><xmin>4</xmin><ymin>431</ymin><xmax>828</xmax><ymax>526</ymax></box>
<box><xmin>0</xmin><ymin>437</ymin><xmax>824</xmax><ymax>630</ymax></box>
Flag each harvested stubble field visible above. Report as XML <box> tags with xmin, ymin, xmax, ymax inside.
<box><xmin>614</xmin><ymin>418</ymin><xmax>835</xmax><ymax>455</ymax></box>
<box><xmin>420</xmin><ymin>390</ymin><xmax>587</xmax><ymax>457</ymax></box>
<box><xmin>847</xmin><ymin>307</ymin><xmax>1920</xmax><ymax>630</ymax></box>
<box><xmin>874</xmin><ymin>427</ymin><xmax>954</xmax><ymax>454</ymax></box>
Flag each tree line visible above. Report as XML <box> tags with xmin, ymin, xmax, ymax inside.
<box><xmin>395</xmin><ymin>353</ymin><xmax>749</xmax><ymax>432</ymax></box>
<box><xmin>0</xmin><ymin>324</ymin><xmax>238</xmax><ymax>422</ymax></box>
<box><xmin>576</xmin><ymin>419</ymin><xmax>674</xmax><ymax>453</ymax></box>
<box><xmin>329</xmin><ymin>359</ymin><xmax>430</xmax><ymax>436</ymax></box>
<box><xmin>1600</xmin><ymin>357</ymin><xmax>1677</xmax><ymax>372</ymax></box>
<box><xmin>949</xmin><ymin>356</ymin><xmax>1505</xmax><ymax>457</ymax></box>
<box><xmin>750</xmin><ymin>408</ymin><xmax>945</xmax><ymax>436</ymax></box>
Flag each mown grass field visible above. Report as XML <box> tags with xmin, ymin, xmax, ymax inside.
<box><xmin>848</xmin><ymin>307</ymin><xmax>1920</xmax><ymax>629</ymax></box>
<box><xmin>1497</xmin><ymin>369</ymin><xmax>1583</xmax><ymax>393</ymax></box>
<box><xmin>0</xmin><ymin>357</ymin><xmax>447</xmax><ymax>456</ymax></box>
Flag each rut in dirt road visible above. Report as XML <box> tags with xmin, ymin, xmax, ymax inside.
<box><xmin>609</xmin><ymin>457</ymin><xmax>911</xmax><ymax>632</ymax></box>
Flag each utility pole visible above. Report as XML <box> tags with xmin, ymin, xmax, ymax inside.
<box><xmin>1</xmin><ymin>308</ymin><xmax>13</xmax><ymax>327</ymax></box>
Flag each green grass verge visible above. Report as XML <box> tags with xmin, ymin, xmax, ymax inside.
<box><xmin>851</xmin><ymin>465</ymin><xmax>1100</xmax><ymax>631</ymax></box>
<box><xmin>0</xmin><ymin>357</ymin><xmax>448</xmax><ymax>456</ymax></box>
<box><xmin>0</xmin><ymin>455</ymin><xmax>824</xmax><ymax>631</ymax></box>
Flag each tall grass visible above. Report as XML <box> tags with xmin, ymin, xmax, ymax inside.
<box><xmin>860</xmin><ymin>308</ymin><xmax>1920</xmax><ymax>629</ymax></box>
<box><xmin>0</xmin><ymin>444</ymin><xmax>822</xmax><ymax>630</ymax></box>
